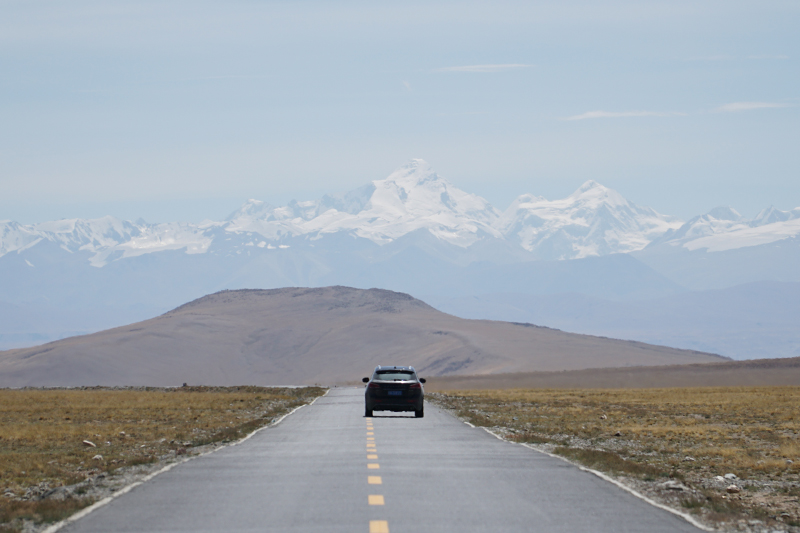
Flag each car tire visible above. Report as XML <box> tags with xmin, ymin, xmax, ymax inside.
<box><xmin>415</xmin><ymin>408</ymin><xmax>424</xmax><ymax>418</ymax></box>
<box><xmin>365</xmin><ymin>408</ymin><xmax>373</xmax><ymax>417</ymax></box>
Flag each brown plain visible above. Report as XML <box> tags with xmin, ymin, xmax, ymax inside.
<box><xmin>0</xmin><ymin>287</ymin><xmax>726</xmax><ymax>388</ymax></box>
<box><xmin>0</xmin><ymin>386</ymin><xmax>325</xmax><ymax>529</ymax></box>
<box><xmin>429</xmin><ymin>387</ymin><xmax>800</xmax><ymax>529</ymax></box>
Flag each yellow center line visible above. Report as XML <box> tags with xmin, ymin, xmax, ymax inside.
<box><xmin>369</xmin><ymin>520</ymin><xmax>389</xmax><ymax>533</ymax></box>
<box><xmin>368</xmin><ymin>495</ymin><xmax>385</xmax><ymax>505</ymax></box>
<box><xmin>367</xmin><ymin>432</ymin><xmax>374</xmax><ymax>435</ymax></box>
<box><xmin>368</xmin><ymin>476</ymin><xmax>382</xmax><ymax>484</ymax></box>
<box><xmin>367</xmin><ymin>463</ymin><xmax>380</xmax><ymax>469</ymax></box>
<box><xmin>367</xmin><ymin>454</ymin><xmax>378</xmax><ymax>459</ymax></box>
<box><xmin>367</xmin><ymin>437</ymin><xmax>375</xmax><ymax>440</ymax></box>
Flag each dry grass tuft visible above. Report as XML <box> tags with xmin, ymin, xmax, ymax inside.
<box><xmin>429</xmin><ymin>387</ymin><xmax>800</xmax><ymax>532</ymax></box>
<box><xmin>0</xmin><ymin>386</ymin><xmax>325</xmax><ymax>531</ymax></box>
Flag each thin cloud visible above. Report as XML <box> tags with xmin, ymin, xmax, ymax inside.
<box><xmin>713</xmin><ymin>102</ymin><xmax>791</xmax><ymax>113</ymax></box>
<box><xmin>194</xmin><ymin>75</ymin><xmax>269</xmax><ymax>80</ymax></box>
<box><xmin>564</xmin><ymin>110</ymin><xmax>686</xmax><ymax>121</ymax></box>
<box><xmin>687</xmin><ymin>54</ymin><xmax>789</xmax><ymax>61</ymax></box>
<box><xmin>687</xmin><ymin>55</ymin><xmax>734</xmax><ymax>62</ymax></box>
<box><xmin>435</xmin><ymin>64</ymin><xmax>532</xmax><ymax>73</ymax></box>
<box><xmin>746</xmin><ymin>55</ymin><xmax>789</xmax><ymax>60</ymax></box>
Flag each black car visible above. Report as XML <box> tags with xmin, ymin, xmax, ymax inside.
<box><xmin>362</xmin><ymin>366</ymin><xmax>426</xmax><ymax>418</ymax></box>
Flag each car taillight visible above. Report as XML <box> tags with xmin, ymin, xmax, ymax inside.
<box><xmin>409</xmin><ymin>383</ymin><xmax>421</xmax><ymax>390</ymax></box>
<box><xmin>368</xmin><ymin>382</ymin><xmax>380</xmax><ymax>389</ymax></box>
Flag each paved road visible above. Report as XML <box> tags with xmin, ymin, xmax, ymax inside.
<box><xmin>62</xmin><ymin>388</ymin><xmax>700</xmax><ymax>532</ymax></box>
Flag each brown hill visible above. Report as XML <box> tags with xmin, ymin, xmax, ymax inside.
<box><xmin>0</xmin><ymin>286</ymin><xmax>727</xmax><ymax>387</ymax></box>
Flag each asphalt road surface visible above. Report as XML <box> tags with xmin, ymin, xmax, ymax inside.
<box><xmin>61</xmin><ymin>388</ymin><xmax>701</xmax><ymax>532</ymax></box>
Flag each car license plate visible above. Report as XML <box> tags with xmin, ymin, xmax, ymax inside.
<box><xmin>388</xmin><ymin>390</ymin><xmax>402</xmax><ymax>396</ymax></box>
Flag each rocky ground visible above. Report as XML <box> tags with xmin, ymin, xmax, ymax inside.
<box><xmin>5</xmin><ymin>440</ymin><xmax>227</xmax><ymax>533</ymax></box>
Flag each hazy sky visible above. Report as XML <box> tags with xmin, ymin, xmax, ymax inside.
<box><xmin>1</xmin><ymin>0</ymin><xmax>797</xmax><ymax>223</ymax></box>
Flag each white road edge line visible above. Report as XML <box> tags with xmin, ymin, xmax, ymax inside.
<box><xmin>42</xmin><ymin>388</ymin><xmax>330</xmax><ymax>533</ymax></box>
<box><xmin>476</xmin><ymin>426</ymin><xmax>712</xmax><ymax>532</ymax></box>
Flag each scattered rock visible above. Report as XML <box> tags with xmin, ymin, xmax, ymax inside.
<box><xmin>176</xmin><ymin>447</ymin><xmax>187</xmax><ymax>455</ymax></box>
<box><xmin>724</xmin><ymin>473</ymin><xmax>738</xmax><ymax>480</ymax></box>
<box><xmin>786</xmin><ymin>459</ymin><xmax>794</xmax><ymax>465</ymax></box>
<box><xmin>600</xmin><ymin>414</ymin><xmax>607</xmax><ymax>420</ymax></box>
<box><xmin>92</xmin><ymin>455</ymin><xmax>103</xmax><ymax>461</ymax></box>
<box><xmin>119</xmin><ymin>431</ymin><xmax>126</xmax><ymax>436</ymax></box>
<box><xmin>82</xmin><ymin>440</ymin><xmax>97</xmax><ymax>447</ymax></box>
<box><xmin>714</xmin><ymin>475</ymin><xmax>725</xmax><ymax>482</ymax></box>
<box><xmin>660</xmin><ymin>480</ymin><xmax>688</xmax><ymax>491</ymax></box>
<box><xmin>726</xmin><ymin>485</ymin><xmax>741</xmax><ymax>494</ymax></box>
<box><xmin>683</xmin><ymin>456</ymin><xmax>695</xmax><ymax>462</ymax></box>
<box><xmin>614</xmin><ymin>431</ymin><xmax>622</xmax><ymax>437</ymax></box>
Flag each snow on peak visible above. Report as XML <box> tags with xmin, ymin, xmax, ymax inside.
<box><xmin>498</xmin><ymin>181</ymin><xmax>681</xmax><ymax>259</ymax></box>
<box><xmin>3</xmin><ymin>160</ymin><xmax>795</xmax><ymax>265</ymax></box>
<box><xmin>225</xmin><ymin>199</ymin><xmax>274</xmax><ymax>221</ymax></box>
<box><xmin>222</xmin><ymin>159</ymin><xmax>502</xmax><ymax>247</ymax></box>
<box><xmin>752</xmin><ymin>205</ymin><xmax>799</xmax><ymax>226</ymax></box>
<box><xmin>572</xmin><ymin>179</ymin><xmax>606</xmax><ymax>195</ymax></box>
<box><xmin>385</xmin><ymin>158</ymin><xmax>435</xmax><ymax>182</ymax></box>
<box><xmin>706</xmin><ymin>206</ymin><xmax>742</xmax><ymax>222</ymax></box>
<box><xmin>656</xmin><ymin>204</ymin><xmax>800</xmax><ymax>253</ymax></box>
<box><xmin>369</xmin><ymin>159</ymin><xmax>498</xmax><ymax>222</ymax></box>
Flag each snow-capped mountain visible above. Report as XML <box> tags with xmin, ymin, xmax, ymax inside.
<box><xmin>2</xmin><ymin>159</ymin><xmax>799</xmax><ymax>268</ymax></box>
<box><xmin>498</xmin><ymin>180</ymin><xmax>682</xmax><ymax>259</ymax></box>
<box><xmin>226</xmin><ymin>160</ymin><xmax>502</xmax><ymax>247</ymax></box>
<box><xmin>651</xmin><ymin>205</ymin><xmax>800</xmax><ymax>253</ymax></box>
<box><xmin>3</xmin><ymin>159</ymin><xmax>800</xmax><ymax>358</ymax></box>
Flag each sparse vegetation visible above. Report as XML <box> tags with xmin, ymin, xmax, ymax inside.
<box><xmin>0</xmin><ymin>386</ymin><xmax>325</xmax><ymax>531</ymax></box>
<box><xmin>429</xmin><ymin>387</ymin><xmax>800</xmax><ymax>532</ymax></box>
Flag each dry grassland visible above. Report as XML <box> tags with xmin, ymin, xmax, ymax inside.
<box><xmin>0</xmin><ymin>386</ymin><xmax>325</xmax><ymax>532</ymax></box>
<box><xmin>429</xmin><ymin>387</ymin><xmax>800</xmax><ymax>532</ymax></box>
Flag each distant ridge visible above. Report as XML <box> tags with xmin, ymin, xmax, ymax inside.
<box><xmin>0</xmin><ymin>287</ymin><xmax>726</xmax><ymax>388</ymax></box>
<box><xmin>426</xmin><ymin>356</ymin><xmax>800</xmax><ymax>390</ymax></box>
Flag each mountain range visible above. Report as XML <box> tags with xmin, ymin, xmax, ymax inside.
<box><xmin>4</xmin><ymin>160</ymin><xmax>798</xmax><ymax>266</ymax></box>
<box><xmin>1</xmin><ymin>159</ymin><xmax>799</xmax><ymax>358</ymax></box>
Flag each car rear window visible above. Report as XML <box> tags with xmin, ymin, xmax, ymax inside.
<box><xmin>374</xmin><ymin>371</ymin><xmax>415</xmax><ymax>381</ymax></box>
